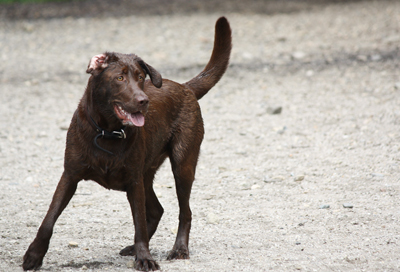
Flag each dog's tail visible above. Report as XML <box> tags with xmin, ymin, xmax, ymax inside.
<box><xmin>184</xmin><ymin>17</ymin><xmax>232</xmax><ymax>100</ymax></box>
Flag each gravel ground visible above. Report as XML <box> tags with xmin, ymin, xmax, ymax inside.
<box><xmin>1</xmin><ymin>0</ymin><xmax>400</xmax><ymax>271</ymax></box>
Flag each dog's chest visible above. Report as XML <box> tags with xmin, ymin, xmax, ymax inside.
<box><xmin>85</xmin><ymin>163</ymin><xmax>130</xmax><ymax>191</ymax></box>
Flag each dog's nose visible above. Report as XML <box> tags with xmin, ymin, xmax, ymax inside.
<box><xmin>136</xmin><ymin>95</ymin><xmax>149</xmax><ymax>108</ymax></box>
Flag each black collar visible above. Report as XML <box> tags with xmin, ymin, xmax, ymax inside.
<box><xmin>87</xmin><ymin>110</ymin><xmax>126</xmax><ymax>155</ymax></box>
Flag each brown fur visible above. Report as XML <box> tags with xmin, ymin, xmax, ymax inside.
<box><xmin>23</xmin><ymin>17</ymin><xmax>231</xmax><ymax>271</ymax></box>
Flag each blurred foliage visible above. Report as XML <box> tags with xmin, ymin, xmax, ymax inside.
<box><xmin>0</xmin><ymin>0</ymin><xmax>74</xmax><ymax>3</ymax></box>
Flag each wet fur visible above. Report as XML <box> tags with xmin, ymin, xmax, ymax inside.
<box><xmin>23</xmin><ymin>17</ymin><xmax>231</xmax><ymax>271</ymax></box>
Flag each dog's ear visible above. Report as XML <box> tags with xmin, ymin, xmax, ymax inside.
<box><xmin>86</xmin><ymin>53</ymin><xmax>119</xmax><ymax>75</ymax></box>
<box><xmin>137</xmin><ymin>59</ymin><xmax>162</xmax><ymax>88</ymax></box>
<box><xmin>86</xmin><ymin>54</ymin><xmax>107</xmax><ymax>74</ymax></box>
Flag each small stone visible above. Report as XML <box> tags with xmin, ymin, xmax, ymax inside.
<box><xmin>240</xmin><ymin>182</ymin><xmax>252</xmax><ymax>190</ymax></box>
<box><xmin>371</xmin><ymin>54</ymin><xmax>381</xmax><ymax>61</ymax></box>
<box><xmin>277</xmin><ymin>36</ymin><xmax>287</xmax><ymax>42</ymax></box>
<box><xmin>292</xmin><ymin>51</ymin><xmax>306</xmax><ymax>60</ymax></box>
<box><xmin>170</xmin><ymin>227</ymin><xmax>178</xmax><ymax>235</ymax></box>
<box><xmin>81</xmin><ymin>265</ymin><xmax>88</xmax><ymax>270</ymax></box>
<box><xmin>126</xmin><ymin>260</ymin><xmax>135</xmax><ymax>268</ymax></box>
<box><xmin>395</xmin><ymin>82</ymin><xmax>400</xmax><ymax>90</ymax></box>
<box><xmin>264</xmin><ymin>176</ymin><xmax>284</xmax><ymax>183</ymax></box>
<box><xmin>372</xmin><ymin>173</ymin><xmax>384</xmax><ymax>178</ymax></box>
<box><xmin>22</xmin><ymin>23</ymin><xmax>34</xmax><ymax>32</ymax></box>
<box><xmin>68</xmin><ymin>241</ymin><xmax>79</xmax><ymax>247</ymax></box>
<box><xmin>357</xmin><ymin>55</ymin><xmax>367</xmax><ymax>62</ymax></box>
<box><xmin>306</xmin><ymin>70</ymin><xmax>314</xmax><ymax>77</ymax></box>
<box><xmin>276</xmin><ymin>126</ymin><xmax>287</xmax><ymax>135</ymax></box>
<box><xmin>38</xmin><ymin>131</ymin><xmax>48</xmax><ymax>138</ymax></box>
<box><xmin>242</xmin><ymin>52</ymin><xmax>253</xmax><ymax>59</ymax></box>
<box><xmin>294</xmin><ymin>175</ymin><xmax>305</xmax><ymax>182</ymax></box>
<box><xmin>319</xmin><ymin>205</ymin><xmax>330</xmax><ymax>209</ymax></box>
<box><xmin>207</xmin><ymin>213</ymin><xmax>220</xmax><ymax>224</ymax></box>
<box><xmin>251</xmin><ymin>184</ymin><xmax>261</xmax><ymax>190</ymax></box>
<box><xmin>267</xmin><ymin>106</ymin><xmax>282</xmax><ymax>115</ymax></box>
<box><xmin>25</xmin><ymin>176</ymin><xmax>33</xmax><ymax>183</ymax></box>
<box><xmin>343</xmin><ymin>203</ymin><xmax>354</xmax><ymax>209</ymax></box>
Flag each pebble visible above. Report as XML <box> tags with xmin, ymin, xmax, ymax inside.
<box><xmin>343</xmin><ymin>203</ymin><xmax>354</xmax><ymax>209</ymax></box>
<box><xmin>170</xmin><ymin>227</ymin><xmax>178</xmax><ymax>234</ymax></box>
<box><xmin>319</xmin><ymin>205</ymin><xmax>330</xmax><ymax>209</ymax></box>
<box><xmin>25</xmin><ymin>176</ymin><xmax>33</xmax><ymax>183</ymax></box>
<box><xmin>126</xmin><ymin>260</ymin><xmax>135</xmax><ymax>268</ymax></box>
<box><xmin>81</xmin><ymin>265</ymin><xmax>88</xmax><ymax>270</ymax></box>
<box><xmin>371</xmin><ymin>54</ymin><xmax>381</xmax><ymax>61</ymax></box>
<box><xmin>68</xmin><ymin>241</ymin><xmax>79</xmax><ymax>247</ymax></box>
<box><xmin>395</xmin><ymin>82</ymin><xmax>400</xmax><ymax>90</ymax></box>
<box><xmin>267</xmin><ymin>106</ymin><xmax>282</xmax><ymax>115</ymax></box>
<box><xmin>306</xmin><ymin>70</ymin><xmax>314</xmax><ymax>77</ymax></box>
<box><xmin>294</xmin><ymin>175</ymin><xmax>305</xmax><ymax>182</ymax></box>
<box><xmin>357</xmin><ymin>55</ymin><xmax>367</xmax><ymax>62</ymax></box>
<box><xmin>240</xmin><ymin>182</ymin><xmax>252</xmax><ymax>190</ymax></box>
<box><xmin>276</xmin><ymin>126</ymin><xmax>287</xmax><ymax>135</ymax></box>
<box><xmin>292</xmin><ymin>51</ymin><xmax>306</xmax><ymax>60</ymax></box>
<box><xmin>207</xmin><ymin>213</ymin><xmax>220</xmax><ymax>224</ymax></box>
<box><xmin>264</xmin><ymin>176</ymin><xmax>284</xmax><ymax>183</ymax></box>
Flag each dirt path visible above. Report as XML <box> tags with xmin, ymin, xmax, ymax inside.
<box><xmin>1</xmin><ymin>1</ymin><xmax>400</xmax><ymax>271</ymax></box>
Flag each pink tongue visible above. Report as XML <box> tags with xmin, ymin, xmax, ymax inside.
<box><xmin>128</xmin><ymin>112</ymin><xmax>145</xmax><ymax>127</ymax></box>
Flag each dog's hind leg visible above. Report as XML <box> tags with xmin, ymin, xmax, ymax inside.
<box><xmin>120</xmin><ymin>169</ymin><xmax>164</xmax><ymax>257</ymax></box>
<box><xmin>167</xmin><ymin>143</ymin><xmax>200</xmax><ymax>260</ymax></box>
<box><xmin>23</xmin><ymin>172</ymin><xmax>79</xmax><ymax>271</ymax></box>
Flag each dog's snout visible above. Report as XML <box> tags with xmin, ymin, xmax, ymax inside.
<box><xmin>138</xmin><ymin>96</ymin><xmax>149</xmax><ymax>106</ymax></box>
<box><xmin>135</xmin><ymin>94</ymin><xmax>149</xmax><ymax>109</ymax></box>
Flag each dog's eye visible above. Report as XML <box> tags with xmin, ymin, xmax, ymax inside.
<box><xmin>138</xmin><ymin>76</ymin><xmax>144</xmax><ymax>81</ymax></box>
<box><xmin>117</xmin><ymin>76</ymin><xmax>124</xmax><ymax>81</ymax></box>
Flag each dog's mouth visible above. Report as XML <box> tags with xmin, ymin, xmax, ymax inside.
<box><xmin>114</xmin><ymin>104</ymin><xmax>145</xmax><ymax>127</ymax></box>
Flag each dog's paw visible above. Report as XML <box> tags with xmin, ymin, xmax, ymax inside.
<box><xmin>135</xmin><ymin>258</ymin><xmax>160</xmax><ymax>271</ymax></box>
<box><xmin>119</xmin><ymin>245</ymin><xmax>136</xmax><ymax>256</ymax></box>
<box><xmin>167</xmin><ymin>248</ymin><xmax>189</xmax><ymax>260</ymax></box>
<box><xmin>22</xmin><ymin>250</ymin><xmax>44</xmax><ymax>271</ymax></box>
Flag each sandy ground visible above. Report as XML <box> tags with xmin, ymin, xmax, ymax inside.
<box><xmin>1</xmin><ymin>0</ymin><xmax>400</xmax><ymax>271</ymax></box>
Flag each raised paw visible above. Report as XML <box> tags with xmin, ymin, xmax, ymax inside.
<box><xmin>167</xmin><ymin>248</ymin><xmax>189</xmax><ymax>260</ymax></box>
<box><xmin>120</xmin><ymin>245</ymin><xmax>136</xmax><ymax>256</ymax></box>
<box><xmin>135</xmin><ymin>258</ymin><xmax>160</xmax><ymax>271</ymax></box>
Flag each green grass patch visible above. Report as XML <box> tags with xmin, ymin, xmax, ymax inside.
<box><xmin>0</xmin><ymin>0</ymin><xmax>74</xmax><ymax>4</ymax></box>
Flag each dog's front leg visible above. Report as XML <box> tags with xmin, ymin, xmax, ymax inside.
<box><xmin>23</xmin><ymin>172</ymin><xmax>78</xmax><ymax>271</ymax></box>
<box><xmin>126</xmin><ymin>178</ymin><xmax>160</xmax><ymax>271</ymax></box>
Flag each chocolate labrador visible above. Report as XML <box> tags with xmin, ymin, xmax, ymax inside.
<box><xmin>23</xmin><ymin>17</ymin><xmax>231</xmax><ymax>271</ymax></box>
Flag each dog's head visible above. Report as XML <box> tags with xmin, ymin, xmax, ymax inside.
<box><xmin>86</xmin><ymin>52</ymin><xmax>162</xmax><ymax>127</ymax></box>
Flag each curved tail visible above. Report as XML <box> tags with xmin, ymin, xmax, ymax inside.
<box><xmin>184</xmin><ymin>17</ymin><xmax>232</xmax><ymax>100</ymax></box>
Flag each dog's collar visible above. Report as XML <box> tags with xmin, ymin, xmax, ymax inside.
<box><xmin>87</xmin><ymin>108</ymin><xmax>126</xmax><ymax>155</ymax></box>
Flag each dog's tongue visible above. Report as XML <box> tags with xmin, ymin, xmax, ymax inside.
<box><xmin>127</xmin><ymin>112</ymin><xmax>145</xmax><ymax>127</ymax></box>
<box><xmin>114</xmin><ymin>105</ymin><xmax>145</xmax><ymax>127</ymax></box>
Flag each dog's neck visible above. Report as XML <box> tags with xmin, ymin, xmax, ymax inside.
<box><xmin>81</xmin><ymin>87</ymin><xmax>129</xmax><ymax>155</ymax></box>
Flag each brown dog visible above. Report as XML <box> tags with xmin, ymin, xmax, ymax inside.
<box><xmin>22</xmin><ymin>17</ymin><xmax>231</xmax><ymax>271</ymax></box>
